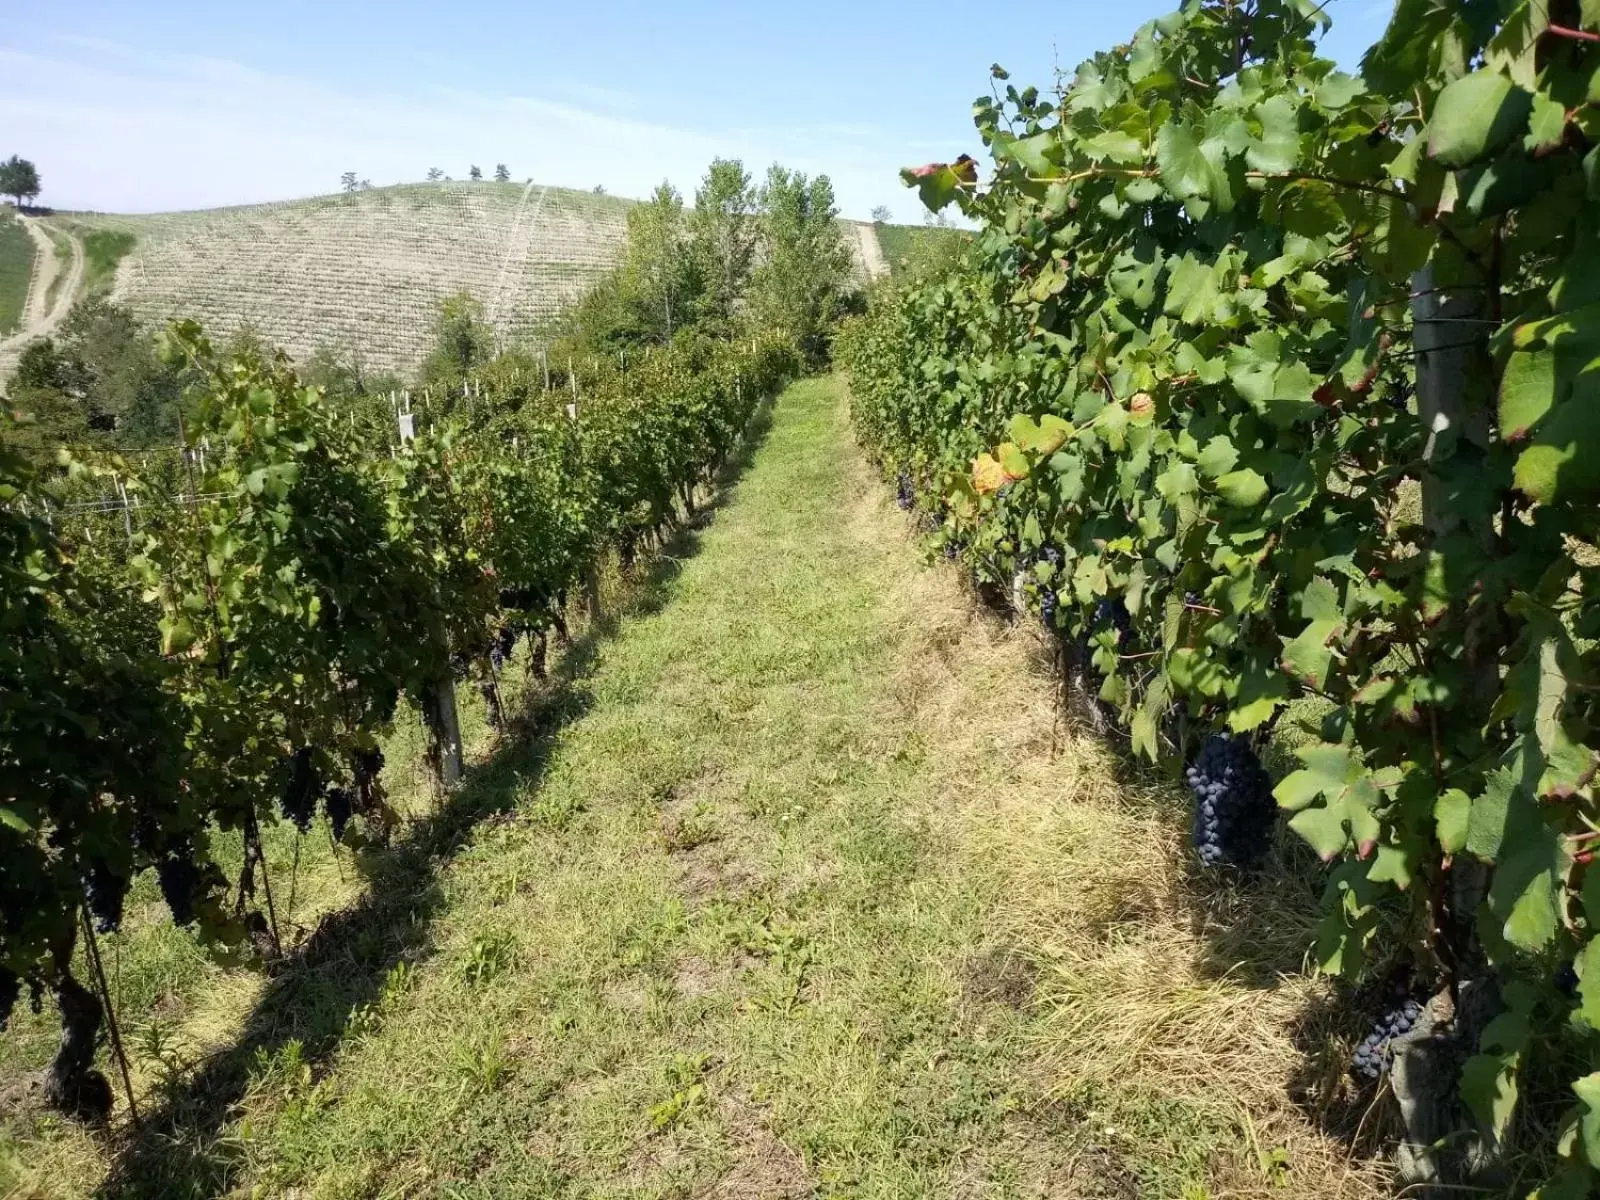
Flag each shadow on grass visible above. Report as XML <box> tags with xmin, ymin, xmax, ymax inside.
<box><xmin>93</xmin><ymin>394</ymin><xmax>780</xmax><ymax>1199</ymax></box>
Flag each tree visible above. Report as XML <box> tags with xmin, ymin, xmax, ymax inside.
<box><xmin>688</xmin><ymin>158</ymin><xmax>757</xmax><ymax>328</ymax></box>
<box><xmin>748</xmin><ymin>166</ymin><xmax>854</xmax><ymax>366</ymax></box>
<box><xmin>494</xmin><ymin>163</ymin><xmax>510</xmax><ymax>182</ymax></box>
<box><xmin>426</xmin><ymin>167</ymin><xmax>443</xmax><ymax>182</ymax></box>
<box><xmin>419</xmin><ymin>292</ymin><xmax>495</xmax><ymax>391</ymax></box>
<box><xmin>359</xmin><ymin>179</ymin><xmax>372</xmax><ymax>190</ymax></box>
<box><xmin>870</xmin><ymin>205</ymin><xmax>892</xmax><ymax>224</ymax></box>
<box><xmin>340</xmin><ymin>171</ymin><xmax>358</xmax><ymax>193</ymax></box>
<box><xmin>469</xmin><ymin>165</ymin><xmax>482</xmax><ymax>181</ymax></box>
<box><xmin>593</xmin><ymin>184</ymin><xmax>606</xmax><ymax>195</ymax></box>
<box><xmin>0</xmin><ymin>298</ymin><xmax>186</xmax><ymax>460</ymax></box>
<box><xmin>0</xmin><ymin>156</ymin><xmax>41</xmax><ymax>208</ymax></box>
<box><xmin>620</xmin><ymin>183</ymin><xmax>703</xmax><ymax>345</ymax></box>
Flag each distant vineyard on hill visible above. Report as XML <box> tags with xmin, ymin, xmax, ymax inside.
<box><xmin>64</xmin><ymin>182</ymin><xmax>629</xmax><ymax>373</ymax></box>
<box><xmin>59</xmin><ymin>183</ymin><xmax>886</xmax><ymax>375</ymax></box>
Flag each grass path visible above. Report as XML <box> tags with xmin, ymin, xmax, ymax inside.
<box><xmin>2</xmin><ymin>376</ymin><xmax>1390</xmax><ymax>1199</ymax></box>
<box><xmin>228</xmin><ymin>373</ymin><xmax>1061</xmax><ymax>1199</ymax></box>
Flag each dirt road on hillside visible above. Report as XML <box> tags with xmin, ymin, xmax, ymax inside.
<box><xmin>854</xmin><ymin>221</ymin><xmax>888</xmax><ymax>281</ymax></box>
<box><xmin>0</xmin><ymin>218</ymin><xmax>85</xmax><ymax>384</ymax></box>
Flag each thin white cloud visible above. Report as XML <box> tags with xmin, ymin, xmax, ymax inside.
<box><xmin>0</xmin><ymin>40</ymin><xmax>925</xmax><ymax>219</ymax></box>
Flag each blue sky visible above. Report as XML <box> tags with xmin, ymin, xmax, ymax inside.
<box><xmin>0</xmin><ymin>1</ymin><xmax>1394</xmax><ymax>218</ymax></box>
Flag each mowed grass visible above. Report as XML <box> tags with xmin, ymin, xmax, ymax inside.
<box><xmin>0</xmin><ymin>212</ymin><xmax>34</xmax><ymax>335</ymax></box>
<box><xmin>0</xmin><ymin>377</ymin><xmax>1390</xmax><ymax>1199</ymax></box>
<box><xmin>81</xmin><ymin>230</ymin><xmax>136</xmax><ymax>296</ymax></box>
<box><xmin>42</xmin><ymin>229</ymin><xmax>72</xmax><ymax>314</ymax></box>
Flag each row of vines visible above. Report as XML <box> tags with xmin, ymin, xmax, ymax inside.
<box><xmin>840</xmin><ymin>0</ymin><xmax>1600</xmax><ymax>1191</ymax></box>
<box><xmin>1</xmin><ymin>318</ymin><xmax>794</xmax><ymax>1120</ymax></box>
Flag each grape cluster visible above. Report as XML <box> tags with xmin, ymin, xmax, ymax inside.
<box><xmin>355</xmin><ymin>745</ymin><xmax>385</xmax><ymax>783</ymax></box>
<box><xmin>942</xmin><ymin>537</ymin><xmax>963</xmax><ymax>562</ymax></box>
<box><xmin>1187</xmin><ymin>734</ymin><xmax>1276</xmax><ymax>868</ymax></box>
<box><xmin>489</xmin><ymin>622</ymin><xmax>523</xmax><ymax>669</ymax></box>
<box><xmin>1557</xmin><ymin>961</ymin><xmax>1579</xmax><ymax>998</ymax></box>
<box><xmin>1093</xmin><ymin>596</ymin><xmax>1134</xmax><ymax>646</ymax></box>
<box><xmin>156</xmin><ymin>846</ymin><xmax>204</xmax><ymax>926</ymax></box>
<box><xmin>1035</xmin><ymin>547</ymin><xmax>1064</xmax><ymax>629</ymax></box>
<box><xmin>896</xmin><ymin>471</ymin><xmax>915</xmax><ymax>511</ymax></box>
<box><xmin>1351</xmin><ymin>996</ymin><xmax>1426</xmax><ymax>1080</ymax></box>
<box><xmin>0</xmin><ymin>966</ymin><xmax>18</xmax><ymax>1031</ymax></box>
<box><xmin>279</xmin><ymin>747</ymin><xmax>322</xmax><ymax>832</ymax></box>
<box><xmin>80</xmin><ymin>859</ymin><xmax>128</xmax><ymax>934</ymax></box>
<box><xmin>1040</xmin><ymin>587</ymin><xmax>1059</xmax><ymax>629</ymax></box>
<box><xmin>498</xmin><ymin>585</ymin><xmax>541</xmax><ymax>610</ymax></box>
<box><xmin>325</xmin><ymin>787</ymin><xmax>354</xmax><ymax>841</ymax></box>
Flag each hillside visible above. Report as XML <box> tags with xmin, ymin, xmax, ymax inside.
<box><xmin>873</xmin><ymin>222</ymin><xmax>969</xmax><ymax>279</ymax></box>
<box><xmin>63</xmin><ymin>182</ymin><xmax>631</xmax><ymax>375</ymax></box>
<box><xmin>42</xmin><ymin>183</ymin><xmax>888</xmax><ymax>377</ymax></box>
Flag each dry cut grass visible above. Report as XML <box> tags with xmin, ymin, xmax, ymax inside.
<box><xmin>851</xmin><ymin>469</ymin><xmax>1396</xmax><ymax>1199</ymax></box>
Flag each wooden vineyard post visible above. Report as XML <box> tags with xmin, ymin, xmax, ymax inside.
<box><xmin>1389</xmin><ymin>263</ymin><xmax>1502</xmax><ymax>1194</ymax></box>
<box><xmin>427</xmin><ymin>677</ymin><xmax>464</xmax><ymax>789</ymax></box>
<box><xmin>584</xmin><ymin>558</ymin><xmax>603</xmax><ymax>628</ymax></box>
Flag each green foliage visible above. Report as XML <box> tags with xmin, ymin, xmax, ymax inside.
<box><xmin>841</xmin><ymin>0</ymin><xmax>1600</xmax><ymax>1186</ymax></box>
<box><xmin>0</xmin><ymin>157</ymin><xmax>40</xmax><ymax>208</ymax></box>
<box><xmin>747</xmin><ymin>166</ymin><xmax>855</xmax><ymax>367</ymax></box>
<box><xmin>418</xmin><ymin>292</ymin><xmax>496</xmax><ymax>391</ymax></box>
<box><xmin>873</xmin><ymin>222</ymin><xmax>970</xmax><ymax>282</ymax></box>
<box><xmin>550</xmin><ymin>158</ymin><xmax>853</xmax><ymax>368</ymax></box>
<box><xmin>551</xmin><ymin>183</ymin><xmax>704</xmax><ymax>356</ymax></box>
<box><xmin>80</xmin><ymin>229</ymin><xmax>136</xmax><ymax>296</ymax></box>
<box><xmin>0</xmin><ymin>295</ymin><xmax>794</xmax><ymax>1116</ymax></box>
<box><xmin>2</xmin><ymin>298</ymin><xmax>186</xmax><ymax>457</ymax></box>
<box><xmin>620</xmin><ymin>182</ymin><xmax>702</xmax><ymax>345</ymax></box>
<box><xmin>0</xmin><ymin>212</ymin><xmax>31</xmax><ymax>336</ymax></box>
<box><xmin>0</xmin><ymin>429</ymin><xmax>184</xmax><ymax>1012</ymax></box>
<box><xmin>689</xmin><ymin>158</ymin><xmax>758</xmax><ymax>329</ymax></box>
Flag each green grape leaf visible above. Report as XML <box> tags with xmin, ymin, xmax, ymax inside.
<box><xmin>1008</xmin><ymin>414</ymin><xmax>1068</xmax><ymax>455</ymax></box>
<box><xmin>1482</xmin><ymin>790</ymin><xmax>1566</xmax><ymax>950</ymax></box>
<box><xmin>1227</xmin><ymin>665</ymin><xmax>1289</xmax><ymax>732</ymax></box>
<box><xmin>1512</xmin><ymin>386</ymin><xmax>1600</xmax><ymax>503</ymax></box>
<box><xmin>1526</xmin><ymin>91</ymin><xmax>1570</xmax><ymax>153</ymax></box>
<box><xmin>1277</xmin><ymin>743</ymin><xmax>1378</xmax><ymax>859</ymax></box>
<box><xmin>1461</xmin><ymin>1051</ymin><xmax>1521</xmax><ymax>1143</ymax></box>
<box><xmin>1280</xmin><ymin>617</ymin><xmax>1341</xmax><ymax>691</ymax></box>
<box><xmin>1157</xmin><ymin>122</ymin><xmax>1229</xmax><ymax>209</ymax></box>
<box><xmin>1246</xmin><ymin>95</ymin><xmax>1301</xmax><ymax>173</ymax></box>
<box><xmin>1435</xmin><ymin>788</ymin><xmax>1472</xmax><ymax>854</ymax></box>
<box><xmin>1215</xmin><ymin>468</ymin><xmax>1269</xmax><ymax>507</ymax></box>
<box><xmin>1156</xmin><ymin>461</ymin><xmax>1199</xmax><ymax>501</ymax></box>
<box><xmin>1467</xmin><ymin>768</ymin><xmax>1519</xmax><ymax>861</ymax></box>
<box><xmin>1575</xmin><ymin>1073</ymin><xmax>1600</xmax><ymax>1166</ymax></box>
<box><xmin>1083</xmin><ymin>130</ymin><xmax>1145</xmax><ymax>163</ymax></box>
<box><xmin>1499</xmin><ymin>347</ymin><xmax>1562</xmax><ymax>441</ymax></box>
<box><xmin>1576</xmin><ymin>940</ymin><xmax>1600</xmax><ymax>1033</ymax></box>
<box><xmin>1197</xmin><ymin>435</ymin><xmax>1238</xmax><ymax>479</ymax></box>
<box><xmin>1428</xmin><ymin>71</ymin><xmax>1535</xmax><ymax>168</ymax></box>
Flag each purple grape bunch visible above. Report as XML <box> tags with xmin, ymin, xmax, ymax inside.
<box><xmin>1352</xmin><ymin>995</ymin><xmax>1426</xmax><ymax>1080</ymax></box>
<box><xmin>1187</xmin><ymin>734</ymin><xmax>1276</xmax><ymax>869</ymax></box>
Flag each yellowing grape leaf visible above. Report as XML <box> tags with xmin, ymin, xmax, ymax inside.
<box><xmin>972</xmin><ymin>453</ymin><xmax>1006</xmax><ymax>494</ymax></box>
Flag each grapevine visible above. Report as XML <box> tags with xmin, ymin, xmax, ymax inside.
<box><xmin>840</xmin><ymin>0</ymin><xmax>1600</xmax><ymax>1187</ymax></box>
<box><xmin>1</xmin><ymin>313</ymin><xmax>794</xmax><ymax>1125</ymax></box>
